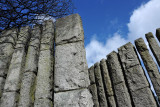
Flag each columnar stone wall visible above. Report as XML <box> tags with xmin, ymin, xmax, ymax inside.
<box><xmin>0</xmin><ymin>13</ymin><xmax>160</xmax><ymax>107</ymax></box>
<box><xmin>89</xmin><ymin>30</ymin><xmax>160</xmax><ymax>107</ymax></box>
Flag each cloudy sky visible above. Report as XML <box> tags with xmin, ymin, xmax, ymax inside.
<box><xmin>73</xmin><ymin>0</ymin><xmax>160</xmax><ymax>67</ymax></box>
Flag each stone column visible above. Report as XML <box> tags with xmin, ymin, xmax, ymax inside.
<box><xmin>54</xmin><ymin>14</ymin><xmax>93</xmax><ymax>107</ymax></box>
<box><xmin>0</xmin><ymin>26</ymin><xmax>30</xmax><ymax>107</ymax></box>
<box><xmin>94</xmin><ymin>62</ymin><xmax>108</xmax><ymax>107</ymax></box>
<box><xmin>145</xmin><ymin>32</ymin><xmax>160</xmax><ymax>67</ymax></box>
<box><xmin>118</xmin><ymin>42</ymin><xmax>157</xmax><ymax>107</ymax></box>
<box><xmin>107</xmin><ymin>51</ymin><xmax>132</xmax><ymax>107</ymax></box>
<box><xmin>135</xmin><ymin>38</ymin><xmax>160</xmax><ymax>102</ymax></box>
<box><xmin>34</xmin><ymin>20</ymin><xmax>54</xmax><ymax>107</ymax></box>
<box><xmin>18</xmin><ymin>25</ymin><xmax>41</xmax><ymax>107</ymax></box>
<box><xmin>88</xmin><ymin>66</ymin><xmax>99</xmax><ymax>107</ymax></box>
<box><xmin>0</xmin><ymin>29</ymin><xmax>18</xmax><ymax>99</ymax></box>
<box><xmin>100</xmin><ymin>59</ymin><xmax>116</xmax><ymax>107</ymax></box>
<box><xmin>156</xmin><ymin>28</ymin><xmax>160</xmax><ymax>42</ymax></box>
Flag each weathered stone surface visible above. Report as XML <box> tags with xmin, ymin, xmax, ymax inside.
<box><xmin>107</xmin><ymin>51</ymin><xmax>132</xmax><ymax>107</ymax></box>
<box><xmin>55</xmin><ymin>14</ymin><xmax>84</xmax><ymax>45</ymax></box>
<box><xmin>156</xmin><ymin>28</ymin><xmax>160</xmax><ymax>42</ymax></box>
<box><xmin>34</xmin><ymin>20</ymin><xmax>54</xmax><ymax>106</ymax></box>
<box><xmin>54</xmin><ymin>89</ymin><xmax>93</xmax><ymax>107</ymax></box>
<box><xmin>100</xmin><ymin>59</ymin><xmax>116</xmax><ymax>107</ymax></box>
<box><xmin>0</xmin><ymin>77</ymin><xmax>5</xmax><ymax>98</ymax></box>
<box><xmin>132</xmin><ymin>87</ymin><xmax>157</xmax><ymax>107</ymax></box>
<box><xmin>118</xmin><ymin>42</ymin><xmax>157</xmax><ymax>107</ymax></box>
<box><xmin>88</xmin><ymin>65</ymin><xmax>95</xmax><ymax>84</ymax></box>
<box><xmin>34</xmin><ymin>99</ymin><xmax>53</xmax><ymax>107</ymax></box>
<box><xmin>54</xmin><ymin>42</ymin><xmax>90</xmax><ymax>92</ymax></box>
<box><xmin>18</xmin><ymin>72</ymin><xmax>36</xmax><ymax>107</ymax></box>
<box><xmin>24</xmin><ymin>25</ymin><xmax>41</xmax><ymax>73</ymax></box>
<box><xmin>88</xmin><ymin>84</ymin><xmax>99</xmax><ymax>107</ymax></box>
<box><xmin>0</xmin><ymin>92</ymin><xmax>19</xmax><ymax>107</ymax></box>
<box><xmin>135</xmin><ymin>38</ymin><xmax>160</xmax><ymax>101</ymax></box>
<box><xmin>94</xmin><ymin>62</ymin><xmax>108</xmax><ymax>107</ymax></box>
<box><xmin>145</xmin><ymin>32</ymin><xmax>160</xmax><ymax>67</ymax></box>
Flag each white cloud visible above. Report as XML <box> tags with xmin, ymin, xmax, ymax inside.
<box><xmin>86</xmin><ymin>0</ymin><xmax>160</xmax><ymax>67</ymax></box>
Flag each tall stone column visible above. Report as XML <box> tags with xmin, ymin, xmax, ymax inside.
<box><xmin>0</xmin><ymin>29</ymin><xmax>18</xmax><ymax>99</ymax></box>
<box><xmin>34</xmin><ymin>20</ymin><xmax>54</xmax><ymax>107</ymax></box>
<box><xmin>135</xmin><ymin>38</ymin><xmax>160</xmax><ymax>102</ymax></box>
<box><xmin>107</xmin><ymin>51</ymin><xmax>132</xmax><ymax>107</ymax></box>
<box><xmin>18</xmin><ymin>25</ymin><xmax>41</xmax><ymax>107</ymax></box>
<box><xmin>54</xmin><ymin>14</ymin><xmax>93</xmax><ymax>106</ymax></box>
<box><xmin>145</xmin><ymin>32</ymin><xmax>160</xmax><ymax>67</ymax></box>
<box><xmin>100</xmin><ymin>59</ymin><xmax>116</xmax><ymax>107</ymax></box>
<box><xmin>118</xmin><ymin>42</ymin><xmax>157</xmax><ymax>107</ymax></box>
<box><xmin>0</xmin><ymin>26</ymin><xmax>30</xmax><ymax>107</ymax></box>
<box><xmin>156</xmin><ymin>28</ymin><xmax>160</xmax><ymax>42</ymax></box>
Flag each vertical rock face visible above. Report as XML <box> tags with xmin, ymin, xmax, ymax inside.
<box><xmin>34</xmin><ymin>20</ymin><xmax>54</xmax><ymax>107</ymax></box>
<box><xmin>54</xmin><ymin>14</ymin><xmax>93</xmax><ymax>107</ymax></box>
<box><xmin>18</xmin><ymin>25</ymin><xmax>41</xmax><ymax>107</ymax></box>
<box><xmin>135</xmin><ymin>38</ymin><xmax>160</xmax><ymax>102</ymax></box>
<box><xmin>0</xmin><ymin>26</ymin><xmax>30</xmax><ymax>107</ymax></box>
<box><xmin>100</xmin><ymin>59</ymin><xmax>116</xmax><ymax>107</ymax></box>
<box><xmin>88</xmin><ymin>66</ymin><xmax>99</xmax><ymax>107</ymax></box>
<box><xmin>107</xmin><ymin>51</ymin><xmax>132</xmax><ymax>107</ymax></box>
<box><xmin>94</xmin><ymin>62</ymin><xmax>108</xmax><ymax>107</ymax></box>
<box><xmin>156</xmin><ymin>28</ymin><xmax>160</xmax><ymax>42</ymax></box>
<box><xmin>118</xmin><ymin>42</ymin><xmax>157</xmax><ymax>107</ymax></box>
<box><xmin>0</xmin><ymin>29</ymin><xmax>18</xmax><ymax>98</ymax></box>
<box><xmin>145</xmin><ymin>32</ymin><xmax>160</xmax><ymax>67</ymax></box>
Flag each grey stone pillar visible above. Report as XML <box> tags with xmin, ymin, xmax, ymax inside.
<box><xmin>145</xmin><ymin>32</ymin><xmax>160</xmax><ymax>67</ymax></box>
<box><xmin>135</xmin><ymin>38</ymin><xmax>160</xmax><ymax>102</ymax></box>
<box><xmin>0</xmin><ymin>29</ymin><xmax>18</xmax><ymax>99</ymax></box>
<box><xmin>88</xmin><ymin>66</ymin><xmax>99</xmax><ymax>107</ymax></box>
<box><xmin>118</xmin><ymin>42</ymin><xmax>157</xmax><ymax>107</ymax></box>
<box><xmin>54</xmin><ymin>14</ymin><xmax>93</xmax><ymax>107</ymax></box>
<box><xmin>34</xmin><ymin>21</ymin><xmax>54</xmax><ymax>107</ymax></box>
<box><xmin>107</xmin><ymin>51</ymin><xmax>132</xmax><ymax>107</ymax></box>
<box><xmin>0</xmin><ymin>26</ymin><xmax>30</xmax><ymax>107</ymax></box>
<box><xmin>100</xmin><ymin>59</ymin><xmax>116</xmax><ymax>107</ymax></box>
<box><xmin>156</xmin><ymin>28</ymin><xmax>160</xmax><ymax>42</ymax></box>
<box><xmin>94</xmin><ymin>62</ymin><xmax>108</xmax><ymax>107</ymax></box>
<box><xmin>18</xmin><ymin>25</ymin><xmax>41</xmax><ymax>107</ymax></box>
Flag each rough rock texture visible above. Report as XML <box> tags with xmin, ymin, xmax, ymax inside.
<box><xmin>0</xmin><ymin>26</ymin><xmax>30</xmax><ymax>107</ymax></box>
<box><xmin>94</xmin><ymin>62</ymin><xmax>108</xmax><ymax>107</ymax></box>
<box><xmin>145</xmin><ymin>32</ymin><xmax>160</xmax><ymax>67</ymax></box>
<box><xmin>54</xmin><ymin>89</ymin><xmax>93</xmax><ymax>107</ymax></box>
<box><xmin>34</xmin><ymin>20</ymin><xmax>54</xmax><ymax>107</ymax></box>
<box><xmin>18</xmin><ymin>25</ymin><xmax>41</xmax><ymax>107</ymax></box>
<box><xmin>107</xmin><ymin>51</ymin><xmax>132</xmax><ymax>107</ymax></box>
<box><xmin>0</xmin><ymin>29</ymin><xmax>18</xmax><ymax>98</ymax></box>
<box><xmin>156</xmin><ymin>28</ymin><xmax>160</xmax><ymax>42</ymax></box>
<box><xmin>54</xmin><ymin>42</ymin><xmax>89</xmax><ymax>91</ymax></box>
<box><xmin>88</xmin><ymin>66</ymin><xmax>96</xmax><ymax>84</ymax></box>
<box><xmin>55</xmin><ymin>14</ymin><xmax>84</xmax><ymax>45</ymax></box>
<box><xmin>135</xmin><ymin>38</ymin><xmax>160</xmax><ymax>102</ymax></box>
<box><xmin>88</xmin><ymin>84</ymin><xmax>99</xmax><ymax>107</ymax></box>
<box><xmin>118</xmin><ymin>42</ymin><xmax>157</xmax><ymax>107</ymax></box>
<box><xmin>100</xmin><ymin>59</ymin><xmax>116</xmax><ymax>107</ymax></box>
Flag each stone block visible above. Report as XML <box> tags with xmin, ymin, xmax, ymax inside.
<box><xmin>0</xmin><ymin>77</ymin><xmax>5</xmax><ymax>97</ymax></box>
<box><xmin>156</xmin><ymin>28</ymin><xmax>160</xmax><ymax>42</ymax></box>
<box><xmin>88</xmin><ymin>65</ymin><xmax>95</xmax><ymax>84</ymax></box>
<box><xmin>55</xmin><ymin>14</ymin><xmax>84</xmax><ymax>45</ymax></box>
<box><xmin>54</xmin><ymin>89</ymin><xmax>93</xmax><ymax>107</ymax></box>
<box><xmin>114</xmin><ymin>82</ymin><xmax>132</xmax><ymax>107</ymax></box>
<box><xmin>0</xmin><ymin>92</ymin><xmax>19</xmax><ymax>107</ymax></box>
<box><xmin>54</xmin><ymin>42</ymin><xmax>90</xmax><ymax>92</ymax></box>
<box><xmin>34</xmin><ymin>99</ymin><xmax>53</xmax><ymax>107</ymax></box>
<box><xmin>88</xmin><ymin>84</ymin><xmax>99</xmax><ymax>107</ymax></box>
<box><xmin>18</xmin><ymin>72</ymin><xmax>36</xmax><ymax>107</ymax></box>
<box><xmin>94</xmin><ymin>62</ymin><xmax>108</xmax><ymax>107</ymax></box>
<box><xmin>145</xmin><ymin>32</ymin><xmax>160</xmax><ymax>67</ymax></box>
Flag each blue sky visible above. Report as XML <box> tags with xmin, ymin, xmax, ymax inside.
<box><xmin>73</xmin><ymin>0</ymin><xmax>160</xmax><ymax>67</ymax></box>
